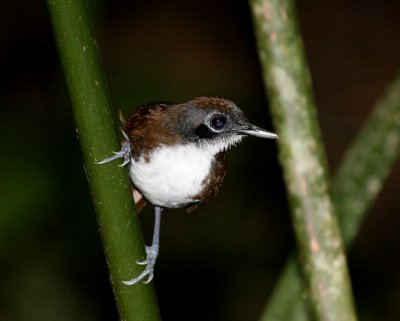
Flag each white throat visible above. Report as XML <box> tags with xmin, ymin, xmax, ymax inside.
<box><xmin>128</xmin><ymin>138</ymin><xmax>241</xmax><ymax>208</ymax></box>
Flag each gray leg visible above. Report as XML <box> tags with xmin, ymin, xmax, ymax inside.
<box><xmin>123</xmin><ymin>206</ymin><xmax>163</xmax><ymax>285</ymax></box>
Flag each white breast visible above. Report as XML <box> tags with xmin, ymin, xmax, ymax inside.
<box><xmin>129</xmin><ymin>144</ymin><xmax>216</xmax><ymax>208</ymax></box>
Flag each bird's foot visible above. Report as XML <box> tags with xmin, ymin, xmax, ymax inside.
<box><xmin>95</xmin><ymin>140</ymin><xmax>131</xmax><ymax>167</ymax></box>
<box><xmin>123</xmin><ymin>244</ymin><xmax>159</xmax><ymax>285</ymax></box>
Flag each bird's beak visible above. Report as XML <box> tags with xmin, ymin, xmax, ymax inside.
<box><xmin>238</xmin><ymin>123</ymin><xmax>278</xmax><ymax>139</ymax></box>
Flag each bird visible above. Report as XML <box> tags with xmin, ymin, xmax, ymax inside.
<box><xmin>97</xmin><ymin>97</ymin><xmax>278</xmax><ymax>285</ymax></box>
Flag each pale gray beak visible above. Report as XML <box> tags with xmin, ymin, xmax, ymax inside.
<box><xmin>239</xmin><ymin>124</ymin><xmax>278</xmax><ymax>139</ymax></box>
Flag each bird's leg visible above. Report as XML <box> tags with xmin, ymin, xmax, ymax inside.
<box><xmin>95</xmin><ymin>131</ymin><xmax>161</xmax><ymax>285</ymax></box>
<box><xmin>123</xmin><ymin>206</ymin><xmax>163</xmax><ymax>285</ymax></box>
<box><xmin>95</xmin><ymin>130</ymin><xmax>131</xmax><ymax>167</ymax></box>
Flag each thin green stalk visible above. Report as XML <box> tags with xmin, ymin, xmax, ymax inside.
<box><xmin>333</xmin><ymin>74</ymin><xmax>400</xmax><ymax>243</ymax></box>
<box><xmin>47</xmin><ymin>0</ymin><xmax>161</xmax><ymax>320</ymax></box>
<box><xmin>259</xmin><ymin>74</ymin><xmax>400</xmax><ymax>321</ymax></box>
<box><xmin>258</xmin><ymin>258</ymin><xmax>309</xmax><ymax>321</ymax></box>
<box><xmin>249</xmin><ymin>0</ymin><xmax>357</xmax><ymax>320</ymax></box>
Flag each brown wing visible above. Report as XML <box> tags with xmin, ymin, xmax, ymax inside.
<box><xmin>185</xmin><ymin>151</ymin><xmax>227</xmax><ymax>213</ymax></box>
<box><xmin>123</xmin><ymin>102</ymin><xmax>180</xmax><ymax>212</ymax></box>
<box><xmin>124</xmin><ymin>102</ymin><xmax>181</xmax><ymax>161</ymax></box>
<box><xmin>131</xmin><ymin>185</ymin><xmax>147</xmax><ymax>213</ymax></box>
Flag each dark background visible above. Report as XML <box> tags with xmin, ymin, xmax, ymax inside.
<box><xmin>1</xmin><ymin>0</ymin><xmax>400</xmax><ymax>320</ymax></box>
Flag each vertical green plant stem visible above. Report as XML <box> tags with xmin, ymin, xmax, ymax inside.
<box><xmin>333</xmin><ymin>75</ymin><xmax>400</xmax><ymax>243</ymax></box>
<box><xmin>47</xmin><ymin>0</ymin><xmax>161</xmax><ymax>320</ymax></box>
<box><xmin>249</xmin><ymin>0</ymin><xmax>357</xmax><ymax>320</ymax></box>
<box><xmin>258</xmin><ymin>258</ymin><xmax>309</xmax><ymax>321</ymax></box>
<box><xmin>257</xmin><ymin>64</ymin><xmax>400</xmax><ymax>321</ymax></box>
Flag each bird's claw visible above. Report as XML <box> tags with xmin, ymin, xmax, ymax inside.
<box><xmin>136</xmin><ymin>259</ymin><xmax>149</xmax><ymax>266</ymax></box>
<box><xmin>122</xmin><ymin>244</ymin><xmax>159</xmax><ymax>285</ymax></box>
<box><xmin>95</xmin><ymin>140</ymin><xmax>131</xmax><ymax>166</ymax></box>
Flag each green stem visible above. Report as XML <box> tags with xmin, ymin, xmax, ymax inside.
<box><xmin>258</xmin><ymin>258</ymin><xmax>309</xmax><ymax>321</ymax></box>
<box><xmin>47</xmin><ymin>0</ymin><xmax>161</xmax><ymax>320</ymax></box>
<box><xmin>259</xmin><ymin>74</ymin><xmax>400</xmax><ymax>321</ymax></box>
<box><xmin>333</xmin><ymin>74</ymin><xmax>400</xmax><ymax>243</ymax></box>
<box><xmin>249</xmin><ymin>0</ymin><xmax>357</xmax><ymax>320</ymax></box>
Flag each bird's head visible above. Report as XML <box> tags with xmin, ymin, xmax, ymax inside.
<box><xmin>167</xmin><ymin>97</ymin><xmax>277</xmax><ymax>154</ymax></box>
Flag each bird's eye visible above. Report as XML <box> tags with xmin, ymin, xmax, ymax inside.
<box><xmin>210</xmin><ymin>114</ymin><xmax>227</xmax><ymax>130</ymax></box>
